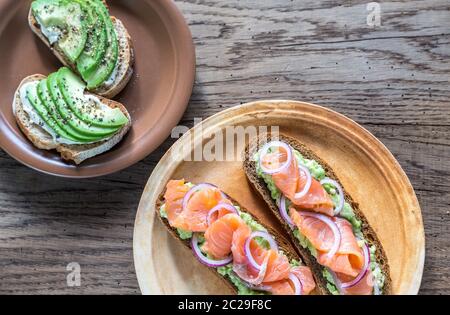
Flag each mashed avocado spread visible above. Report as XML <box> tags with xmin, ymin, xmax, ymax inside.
<box><xmin>254</xmin><ymin>148</ymin><xmax>385</xmax><ymax>294</ymax></box>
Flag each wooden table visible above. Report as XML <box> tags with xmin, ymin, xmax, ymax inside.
<box><xmin>0</xmin><ymin>0</ymin><xmax>448</xmax><ymax>294</ymax></box>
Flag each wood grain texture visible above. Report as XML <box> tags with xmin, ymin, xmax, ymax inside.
<box><xmin>0</xmin><ymin>0</ymin><xmax>449</xmax><ymax>294</ymax></box>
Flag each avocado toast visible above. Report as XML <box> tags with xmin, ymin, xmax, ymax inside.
<box><xmin>156</xmin><ymin>180</ymin><xmax>317</xmax><ymax>295</ymax></box>
<box><xmin>243</xmin><ymin>133</ymin><xmax>392</xmax><ymax>295</ymax></box>
<box><xmin>29</xmin><ymin>0</ymin><xmax>134</xmax><ymax>98</ymax></box>
<box><xmin>13</xmin><ymin>67</ymin><xmax>131</xmax><ymax>164</ymax></box>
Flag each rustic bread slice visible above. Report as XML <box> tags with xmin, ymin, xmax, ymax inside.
<box><xmin>243</xmin><ymin>133</ymin><xmax>392</xmax><ymax>295</ymax></box>
<box><xmin>13</xmin><ymin>74</ymin><xmax>132</xmax><ymax>165</ymax></box>
<box><xmin>156</xmin><ymin>185</ymin><xmax>321</xmax><ymax>295</ymax></box>
<box><xmin>28</xmin><ymin>2</ymin><xmax>134</xmax><ymax>99</ymax></box>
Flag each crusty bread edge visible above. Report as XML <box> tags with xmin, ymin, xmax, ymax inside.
<box><xmin>12</xmin><ymin>74</ymin><xmax>132</xmax><ymax>165</ymax></box>
<box><xmin>243</xmin><ymin>133</ymin><xmax>392</xmax><ymax>295</ymax></box>
<box><xmin>28</xmin><ymin>4</ymin><xmax>135</xmax><ymax>99</ymax></box>
<box><xmin>155</xmin><ymin>186</ymin><xmax>322</xmax><ymax>295</ymax></box>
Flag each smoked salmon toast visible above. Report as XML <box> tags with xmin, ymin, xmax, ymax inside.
<box><xmin>244</xmin><ymin>134</ymin><xmax>392</xmax><ymax>295</ymax></box>
<box><xmin>156</xmin><ymin>180</ymin><xmax>317</xmax><ymax>295</ymax></box>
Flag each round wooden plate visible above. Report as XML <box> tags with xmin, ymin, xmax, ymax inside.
<box><xmin>0</xmin><ymin>0</ymin><xmax>195</xmax><ymax>177</ymax></box>
<box><xmin>133</xmin><ymin>100</ymin><xmax>425</xmax><ymax>295</ymax></box>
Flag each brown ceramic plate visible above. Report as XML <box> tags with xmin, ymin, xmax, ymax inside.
<box><xmin>0</xmin><ymin>0</ymin><xmax>195</xmax><ymax>177</ymax></box>
<box><xmin>133</xmin><ymin>100</ymin><xmax>425</xmax><ymax>295</ymax></box>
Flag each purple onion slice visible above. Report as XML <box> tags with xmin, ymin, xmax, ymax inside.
<box><xmin>206</xmin><ymin>203</ymin><xmax>239</xmax><ymax>226</ymax></box>
<box><xmin>278</xmin><ymin>195</ymin><xmax>294</xmax><ymax>228</ymax></box>
<box><xmin>341</xmin><ymin>244</ymin><xmax>371</xmax><ymax>289</ymax></box>
<box><xmin>244</xmin><ymin>231</ymin><xmax>279</xmax><ymax>270</ymax></box>
<box><xmin>288</xmin><ymin>273</ymin><xmax>303</xmax><ymax>295</ymax></box>
<box><xmin>294</xmin><ymin>164</ymin><xmax>312</xmax><ymax>200</ymax></box>
<box><xmin>299</xmin><ymin>211</ymin><xmax>341</xmax><ymax>259</ymax></box>
<box><xmin>259</xmin><ymin>141</ymin><xmax>293</xmax><ymax>175</ymax></box>
<box><xmin>182</xmin><ymin>183</ymin><xmax>227</xmax><ymax>212</ymax></box>
<box><xmin>191</xmin><ymin>233</ymin><xmax>232</xmax><ymax>267</ymax></box>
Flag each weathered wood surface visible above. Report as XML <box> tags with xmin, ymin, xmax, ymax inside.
<box><xmin>0</xmin><ymin>0</ymin><xmax>449</xmax><ymax>294</ymax></box>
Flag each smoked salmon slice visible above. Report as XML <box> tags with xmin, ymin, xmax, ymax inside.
<box><xmin>167</xmin><ymin>182</ymin><xmax>230</xmax><ymax>232</ymax></box>
<box><xmin>261</xmin><ymin>147</ymin><xmax>334</xmax><ymax>216</ymax></box>
<box><xmin>292</xmin><ymin>175</ymin><xmax>334</xmax><ymax>217</ymax></box>
<box><xmin>338</xmin><ymin>269</ymin><xmax>374</xmax><ymax>295</ymax></box>
<box><xmin>203</xmin><ymin>213</ymin><xmax>246</xmax><ymax>259</ymax></box>
<box><xmin>228</xmin><ymin>220</ymin><xmax>291</xmax><ymax>284</ymax></box>
<box><xmin>256</xmin><ymin>140</ymin><xmax>380</xmax><ymax>295</ymax></box>
<box><xmin>203</xmin><ymin>213</ymin><xmax>293</xmax><ymax>286</ymax></box>
<box><xmin>262</xmin><ymin>250</ymin><xmax>291</xmax><ymax>283</ymax></box>
<box><xmin>291</xmin><ymin>266</ymin><xmax>316</xmax><ymax>294</ymax></box>
<box><xmin>164</xmin><ymin>179</ymin><xmax>190</xmax><ymax>226</ymax></box>
<box><xmin>262</xmin><ymin>149</ymin><xmax>299</xmax><ymax>199</ymax></box>
<box><xmin>163</xmin><ymin>180</ymin><xmax>316</xmax><ymax>295</ymax></box>
<box><xmin>268</xmin><ymin>266</ymin><xmax>316</xmax><ymax>295</ymax></box>
<box><xmin>266</xmin><ymin>279</ymin><xmax>296</xmax><ymax>295</ymax></box>
<box><xmin>290</xmin><ymin>209</ymin><xmax>364</xmax><ymax>277</ymax></box>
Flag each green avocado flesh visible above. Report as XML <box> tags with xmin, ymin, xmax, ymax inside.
<box><xmin>37</xmin><ymin>77</ymin><xmax>94</xmax><ymax>142</ymax></box>
<box><xmin>24</xmin><ymin>68</ymin><xmax>128</xmax><ymax>144</ymax></box>
<box><xmin>75</xmin><ymin>0</ymin><xmax>108</xmax><ymax>79</ymax></box>
<box><xmin>32</xmin><ymin>0</ymin><xmax>87</xmax><ymax>63</ymax></box>
<box><xmin>254</xmin><ymin>148</ymin><xmax>386</xmax><ymax>294</ymax></box>
<box><xmin>84</xmin><ymin>0</ymin><xmax>119</xmax><ymax>89</ymax></box>
<box><xmin>47</xmin><ymin>72</ymin><xmax>119</xmax><ymax>138</ymax></box>
<box><xmin>159</xmin><ymin>191</ymin><xmax>302</xmax><ymax>296</ymax></box>
<box><xmin>26</xmin><ymin>82</ymin><xmax>81</xmax><ymax>142</ymax></box>
<box><xmin>32</xmin><ymin>0</ymin><xmax>119</xmax><ymax>89</ymax></box>
<box><xmin>58</xmin><ymin>67</ymin><xmax>128</xmax><ymax>127</ymax></box>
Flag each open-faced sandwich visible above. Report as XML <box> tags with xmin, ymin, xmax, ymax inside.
<box><xmin>12</xmin><ymin>67</ymin><xmax>131</xmax><ymax>164</ymax></box>
<box><xmin>29</xmin><ymin>0</ymin><xmax>134</xmax><ymax>98</ymax></box>
<box><xmin>244</xmin><ymin>133</ymin><xmax>392</xmax><ymax>295</ymax></box>
<box><xmin>157</xmin><ymin>180</ymin><xmax>318</xmax><ymax>295</ymax></box>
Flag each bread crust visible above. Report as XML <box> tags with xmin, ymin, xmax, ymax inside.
<box><xmin>13</xmin><ymin>74</ymin><xmax>132</xmax><ymax>165</ymax></box>
<box><xmin>28</xmin><ymin>2</ymin><xmax>134</xmax><ymax>98</ymax></box>
<box><xmin>155</xmin><ymin>185</ymin><xmax>319</xmax><ymax>295</ymax></box>
<box><xmin>243</xmin><ymin>133</ymin><xmax>392</xmax><ymax>295</ymax></box>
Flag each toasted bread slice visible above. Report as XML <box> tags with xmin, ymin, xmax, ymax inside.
<box><xmin>156</xmin><ymin>186</ymin><xmax>321</xmax><ymax>295</ymax></box>
<box><xmin>13</xmin><ymin>74</ymin><xmax>132</xmax><ymax>165</ymax></box>
<box><xmin>243</xmin><ymin>133</ymin><xmax>392</xmax><ymax>295</ymax></box>
<box><xmin>28</xmin><ymin>1</ymin><xmax>134</xmax><ymax>99</ymax></box>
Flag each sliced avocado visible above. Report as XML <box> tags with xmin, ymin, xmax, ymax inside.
<box><xmin>31</xmin><ymin>0</ymin><xmax>66</xmax><ymax>25</ymax></box>
<box><xmin>85</xmin><ymin>0</ymin><xmax>119</xmax><ymax>89</ymax></box>
<box><xmin>75</xmin><ymin>0</ymin><xmax>107</xmax><ymax>78</ymax></box>
<box><xmin>47</xmin><ymin>71</ymin><xmax>120</xmax><ymax>138</ymax></box>
<box><xmin>32</xmin><ymin>0</ymin><xmax>87</xmax><ymax>63</ymax></box>
<box><xmin>57</xmin><ymin>67</ymin><xmax>128</xmax><ymax>128</ymax></box>
<box><xmin>26</xmin><ymin>81</ymin><xmax>82</xmax><ymax>143</ymax></box>
<box><xmin>37</xmin><ymin>78</ymin><xmax>96</xmax><ymax>142</ymax></box>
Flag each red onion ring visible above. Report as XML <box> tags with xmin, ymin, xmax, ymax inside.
<box><xmin>294</xmin><ymin>164</ymin><xmax>312</xmax><ymax>199</ymax></box>
<box><xmin>233</xmin><ymin>253</ymin><xmax>269</xmax><ymax>285</ymax></box>
<box><xmin>206</xmin><ymin>203</ymin><xmax>239</xmax><ymax>226</ymax></box>
<box><xmin>278</xmin><ymin>195</ymin><xmax>294</xmax><ymax>228</ymax></box>
<box><xmin>182</xmin><ymin>183</ymin><xmax>227</xmax><ymax>212</ymax></box>
<box><xmin>320</xmin><ymin>178</ymin><xmax>345</xmax><ymax>215</ymax></box>
<box><xmin>191</xmin><ymin>233</ymin><xmax>233</xmax><ymax>267</ymax></box>
<box><xmin>288</xmin><ymin>273</ymin><xmax>303</xmax><ymax>295</ymax></box>
<box><xmin>299</xmin><ymin>211</ymin><xmax>341</xmax><ymax>259</ymax></box>
<box><xmin>341</xmin><ymin>244</ymin><xmax>370</xmax><ymax>289</ymax></box>
<box><xmin>244</xmin><ymin>231</ymin><xmax>279</xmax><ymax>270</ymax></box>
<box><xmin>259</xmin><ymin>141</ymin><xmax>293</xmax><ymax>175</ymax></box>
